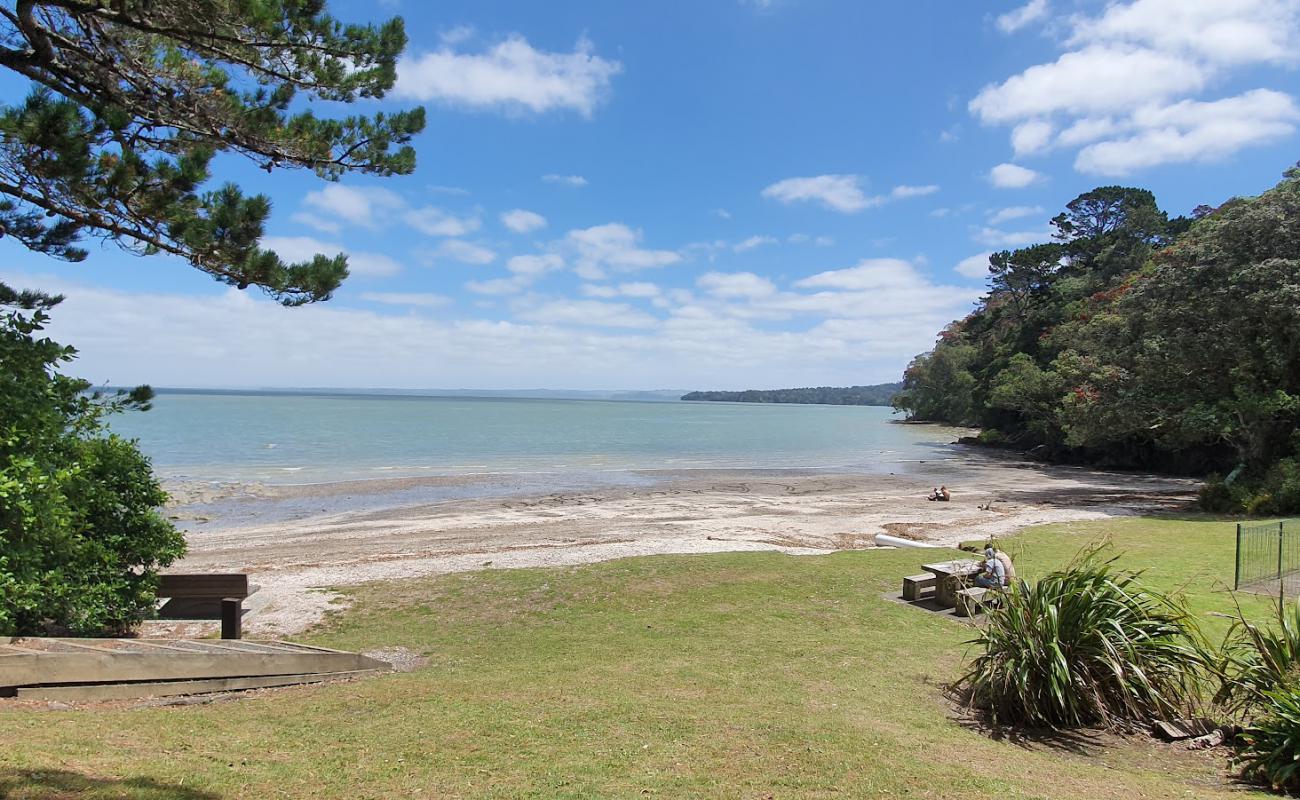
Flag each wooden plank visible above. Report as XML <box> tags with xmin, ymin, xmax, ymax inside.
<box><xmin>158</xmin><ymin>574</ymin><xmax>250</xmax><ymax>599</ymax></box>
<box><xmin>0</xmin><ymin>648</ymin><xmax>387</xmax><ymax>687</ymax></box>
<box><xmin>123</xmin><ymin>640</ymin><xmax>202</xmax><ymax>654</ymax></box>
<box><xmin>16</xmin><ymin>670</ymin><xmax>384</xmax><ymax>701</ymax></box>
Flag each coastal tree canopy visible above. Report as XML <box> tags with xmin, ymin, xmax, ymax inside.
<box><xmin>0</xmin><ymin>0</ymin><xmax>425</xmax><ymax>304</ymax></box>
<box><xmin>0</xmin><ymin>1</ymin><xmax>424</xmax><ymax>634</ymax></box>
<box><xmin>894</xmin><ymin>164</ymin><xmax>1300</xmax><ymax>514</ymax></box>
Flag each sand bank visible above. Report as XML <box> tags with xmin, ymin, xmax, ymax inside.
<box><xmin>154</xmin><ymin>452</ymin><xmax>1199</xmax><ymax>637</ymax></box>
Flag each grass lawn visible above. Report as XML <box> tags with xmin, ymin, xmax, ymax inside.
<box><xmin>0</xmin><ymin>516</ymin><xmax>1282</xmax><ymax>799</ymax></box>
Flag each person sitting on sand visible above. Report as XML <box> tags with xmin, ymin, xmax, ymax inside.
<box><xmin>938</xmin><ymin>485</ymin><xmax>950</xmax><ymax>502</ymax></box>
<box><xmin>974</xmin><ymin>546</ymin><xmax>1010</xmax><ymax>589</ymax></box>
<box><xmin>927</xmin><ymin>487</ymin><xmax>941</xmax><ymax>501</ymax></box>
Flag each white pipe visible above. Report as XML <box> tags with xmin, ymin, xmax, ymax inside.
<box><xmin>874</xmin><ymin>533</ymin><xmax>940</xmax><ymax>549</ymax></box>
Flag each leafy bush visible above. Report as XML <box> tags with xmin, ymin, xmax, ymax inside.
<box><xmin>1199</xmin><ymin>460</ymin><xmax>1300</xmax><ymax>516</ymax></box>
<box><xmin>1214</xmin><ymin>602</ymin><xmax>1300</xmax><ymax>715</ymax></box>
<box><xmin>1237</xmin><ymin>688</ymin><xmax>1300</xmax><ymax>793</ymax></box>
<box><xmin>0</xmin><ymin>285</ymin><xmax>184</xmax><ymax>635</ymax></box>
<box><xmin>956</xmin><ymin>546</ymin><xmax>1207</xmax><ymax>729</ymax></box>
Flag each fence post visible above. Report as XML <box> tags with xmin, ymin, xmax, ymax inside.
<box><xmin>1235</xmin><ymin>523</ymin><xmax>1242</xmax><ymax>590</ymax></box>
<box><xmin>1280</xmin><ymin>521</ymin><xmax>1287</xmax><ymax>610</ymax></box>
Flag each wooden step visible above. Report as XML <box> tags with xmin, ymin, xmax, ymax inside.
<box><xmin>1</xmin><ymin>638</ymin><xmax>387</xmax><ymax>690</ymax></box>
<box><xmin>16</xmin><ymin>669</ymin><xmax>385</xmax><ymax>701</ymax></box>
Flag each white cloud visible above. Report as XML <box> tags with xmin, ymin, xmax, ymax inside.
<box><xmin>761</xmin><ymin>174</ymin><xmax>880</xmax><ymax>213</ymax></box>
<box><xmin>298</xmin><ymin>184</ymin><xmax>477</xmax><ymax>238</ymax></box>
<box><xmin>438</xmin><ymin>240</ymin><xmax>497</xmax><ymax>265</ymax></box>
<box><xmin>543</xmin><ymin>174</ymin><xmax>588</xmax><ymax>187</ymax></box>
<box><xmin>714</xmin><ymin>208</ymin><xmax>733</xmax><ymax>220</ymax></box>
<box><xmin>697</xmin><ymin>271</ymin><xmax>778</xmax><ymax>299</ymax></box>
<box><xmin>6</xmin><ymin>263</ymin><xmax>976</xmax><ymax>389</ymax></box>
<box><xmin>997</xmin><ymin>0</ymin><xmax>1049</xmax><ymax>34</ymax></box>
<box><xmin>890</xmin><ymin>184</ymin><xmax>940</xmax><ymax>198</ymax></box>
<box><xmin>501</xmin><ymin>209</ymin><xmax>548</xmax><ymax>234</ymax></box>
<box><xmin>973</xmin><ymin>227</ymin><xmax>1050</xmax><ymax>248</ymax></box>
<box><xmin>734</xmin><ymin>235</ymin><xmax>778</xmax><ymax>252</ymax></box>
<box><xmin>261</xmin><ymin>236</ymin><xmax>402</xmax><ymax>277</ymax></box>
<box><xmin>794</xmin><ymin>259</ymin><xmax>921</xmax><ymax>291</ymax></box>
<box><xmin>359</xmin><ymin>292</ymin><xmax>452</xmax><ymax>308</ymax></box>
<box><xmin>467</xmin><ymin>254</ymin><xmax>564</xmax><ymax>295</ymax></box>
<box><xmin>395</xmin><ymin>35</ymin><xmax>621</xmax><ymax>117</ymax></box>
<box><xmin>955</xmin><ymin>252</ymin><xmax>995</xmax><ymax>279</ymax></box>
<box><xmin>581</xmin><ymin>282</ymin><xmax>662</xmax><ymax>299</ymax></box>
<box><xmin>290</xmin><ymin>212</ymin><xmax>342</xmax><ymax>235</ymax></box>
<box><xmin>1069</xmin><ymin>0</ymin><xmax>1300</xmax><ymax>66</ymax></box>
<box><xmin>971</xmin><ymin>0</ymin><xmax>1300</xmax><ymax>175</ymax></box>
<box><xmin>404</xmin><ymin>207</ymin><xmax>481</xmax><ymax>237</ymax></box>
<box><xmin>988</xmin><ymin>163</ymin><xmax>1045</xmax><ymax>188</ymax></box>
<box><xmin>1011</xmin><ymin>119</ymin><xmax>1054</xmax><ymax>155</ymax></box>
<box><xmin>507</xmin><ymin>253</ymin><xmax>565</xmax><ymax>276</ymax></box>
<box><xmin>761</xmin><ymin>175</ymin><xmax>938</xmax><ymax>212</ymax></box>
<box><xmin>1057</xmin><ymin>117</ymin><xmax>1123</xmax><ymax>147</ymax></box>
<box><xmin>565</xmin><ymin>223</ymin><xmax>680</xmax><ymax>279</ymax></box>
<box><xmin>465</xmin><ymin>277</ymin><xmax>530</xmax><ymax>295</ymax></box>
<box><xmin>988</xmin><ymin>205</ymin><xmax>1044</xmax><ymax>224</ymax></box>
<box><xmin>518</xmin><ymin>299</ymin><xmax>659</xmax><ymax>328</ymax></box>
<box><xmin>972</xmin><ymin>46</ymin><xmax>1206</xmax><ymax>124</ymax></box>
<box><xmin>302</xmin><ymin>185</ymin><xmax>402</xmax><ymax>229</ymax></box>
<box><xmin>1075</xmin><ymin>88</ymin><xmax>1300</xmax><ymax>174</ymax></box>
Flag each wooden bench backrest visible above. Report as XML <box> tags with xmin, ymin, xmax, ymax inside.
<box><xmin>158</xmin><ymin>573</ymin><xmax>250</xmax><ymax>599</ymax></box>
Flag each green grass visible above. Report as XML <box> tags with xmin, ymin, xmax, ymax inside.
<box><xmin>0</xmin><ymin>517</ymin><xmax>1279</xmax><ymax>798</ymax></box>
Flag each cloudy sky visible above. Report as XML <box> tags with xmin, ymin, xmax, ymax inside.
<box><xmin>4</xmin><ymin>0</ymin><xmax>1299</xmax><ymax>390</ymax></box>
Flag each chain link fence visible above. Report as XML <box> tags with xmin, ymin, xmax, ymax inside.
<box><xmin>1235</xmin><ymin>519</ymin><xmax>1300</xmax><ymax>600</ymax></box>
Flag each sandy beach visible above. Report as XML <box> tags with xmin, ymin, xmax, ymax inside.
<box><xmin>155</xmin><ymin>450</ymin><xmax>1200</xmax><ymax>637</ymax></box>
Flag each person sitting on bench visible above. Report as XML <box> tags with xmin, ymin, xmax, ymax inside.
<box><xmin>973</xmin><ymin>547</ymin><xmax>1007</xmax><ymax>589</ymax></box>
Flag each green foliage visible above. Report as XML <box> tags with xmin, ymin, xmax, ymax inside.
<box><xmin>1213</xmin><ymin>601</ymin><xmax>1300</xmax><ymax>717</ymax></box>
<box><xmin>957</xmin><ymin>546</ymin><xmax>1208</xmax><ymax>729</ymax></box>
<box><xmin>0</xmin><ymin>287</ymin><xmax>184</xmax><ymax>635</ymax></box>
<box><xmin>0</xmin><ymin>0</ymin><xmax>425</xmax><ymax>304</ymax></box>
<box><xmin>1236</xmin><ymin>688</ymin><xmax>1300</xmax><ymax>793</ymax></box>
<box><xmin>895</xmin><ymin>164</ymin><xmax>1300</xmax><ymax>500</ymax></box>
<box><xmin>680</xmin><ymin>383</ymin><xmax>902</xmax><ymax>406</ymax></box>
<box><xmin>1200</xmin><ymin>460</ymin><xmax>1300</xmax><ymax>515</ymax></box>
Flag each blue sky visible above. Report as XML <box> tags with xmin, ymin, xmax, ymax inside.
<box><xmin>4</xmin><ymin>0</ymin><xmax>1299</xmax><ymax>390</ymax></box>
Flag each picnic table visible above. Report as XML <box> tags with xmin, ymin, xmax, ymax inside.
<box><xmin>921</xmin><ymin>559</ymin><xmax>982</xmax><ymax>608</ymax></box>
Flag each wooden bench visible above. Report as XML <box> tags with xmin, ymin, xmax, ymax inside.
<box><xmin>955</xmin><ymin>587</ymin><xmax>997</xmax><ymax>618</ymax></box>
<box><xmin>902</xmin><ymin>573</ymin><xmax>936</xmax><ymax>601</ymax></box>
<box><xmin>157</xmin><ymin>574</ymin><xmax>256</xmax><ymax>639</ymax></box>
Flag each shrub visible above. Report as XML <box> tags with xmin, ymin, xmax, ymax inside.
<box><xmin>1200</xmin><ymin>460</ymin><xmax>1300</xmax><ymax>516</ymax></box>
<box><xmin>1237</xmin><ymin>687</ymin><xmax>1300</xmax><ymax>793</ymax></box>
<box><xmin>1198</xmin><ymin>474</ymin><xmax>1241</xmax><ymax>513</ymax></box>
<box><xmin>956</xmin><ymin>546</ymin><xmax>1208</xmax><ymax>729</ymax></box>
<box><xmin>0</xmin><ymin>286</ymin><xmax>184</xmax><ymax>635</ymax></box>
<box><xmin>1214</xmin><ymin>601</ymin><xmax>1300</xmax><ymax>716</ymax></box>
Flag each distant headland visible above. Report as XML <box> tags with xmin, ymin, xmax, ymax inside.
<box><xmin>680</xmin><ymin>383</ymin><xmax>902</xmax><ymax>406</ymax></box>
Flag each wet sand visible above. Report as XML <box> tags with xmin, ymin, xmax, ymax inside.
<box><xmin>154</xmin><ymin>451</ymin><xmax>1199</xmax><ymax>637</ymax></box>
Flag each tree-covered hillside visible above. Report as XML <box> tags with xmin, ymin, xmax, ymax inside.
<box><xmin>682</xmin><ymin>383</ymin><xmax>902</xmax><ymax>406</ymax></box>
<box><xmin>894</xmin><ymin>166</ymin><xmax>1300</xmax><ymax>514</ymax></box>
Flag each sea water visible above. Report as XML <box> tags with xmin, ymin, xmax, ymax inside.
<box><xmin>105</xmin><ymin>391</ymin><xmax>969</xmax><ymax>485</ymax></box>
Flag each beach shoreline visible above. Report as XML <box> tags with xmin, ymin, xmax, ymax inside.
<box><xmin>150</xmin><ymin>450</ymin><xmax>1202</xmax><ymax>638</ymax></box>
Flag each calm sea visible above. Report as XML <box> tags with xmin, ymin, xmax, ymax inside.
<box><xmin>105</xmin><ymin>391</ymin><xmax>969</xmax><ymax>484</ymax></box>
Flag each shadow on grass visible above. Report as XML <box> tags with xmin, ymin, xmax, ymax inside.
<box><xmin>0</xmin><ymin>768</ymin><xmax>219</xmax><ymax>799</ymax></box>
<box><xmin>949</xmin><ymin>712</ymin><xmax>1109</xmax><ymax>756</ymax></box>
